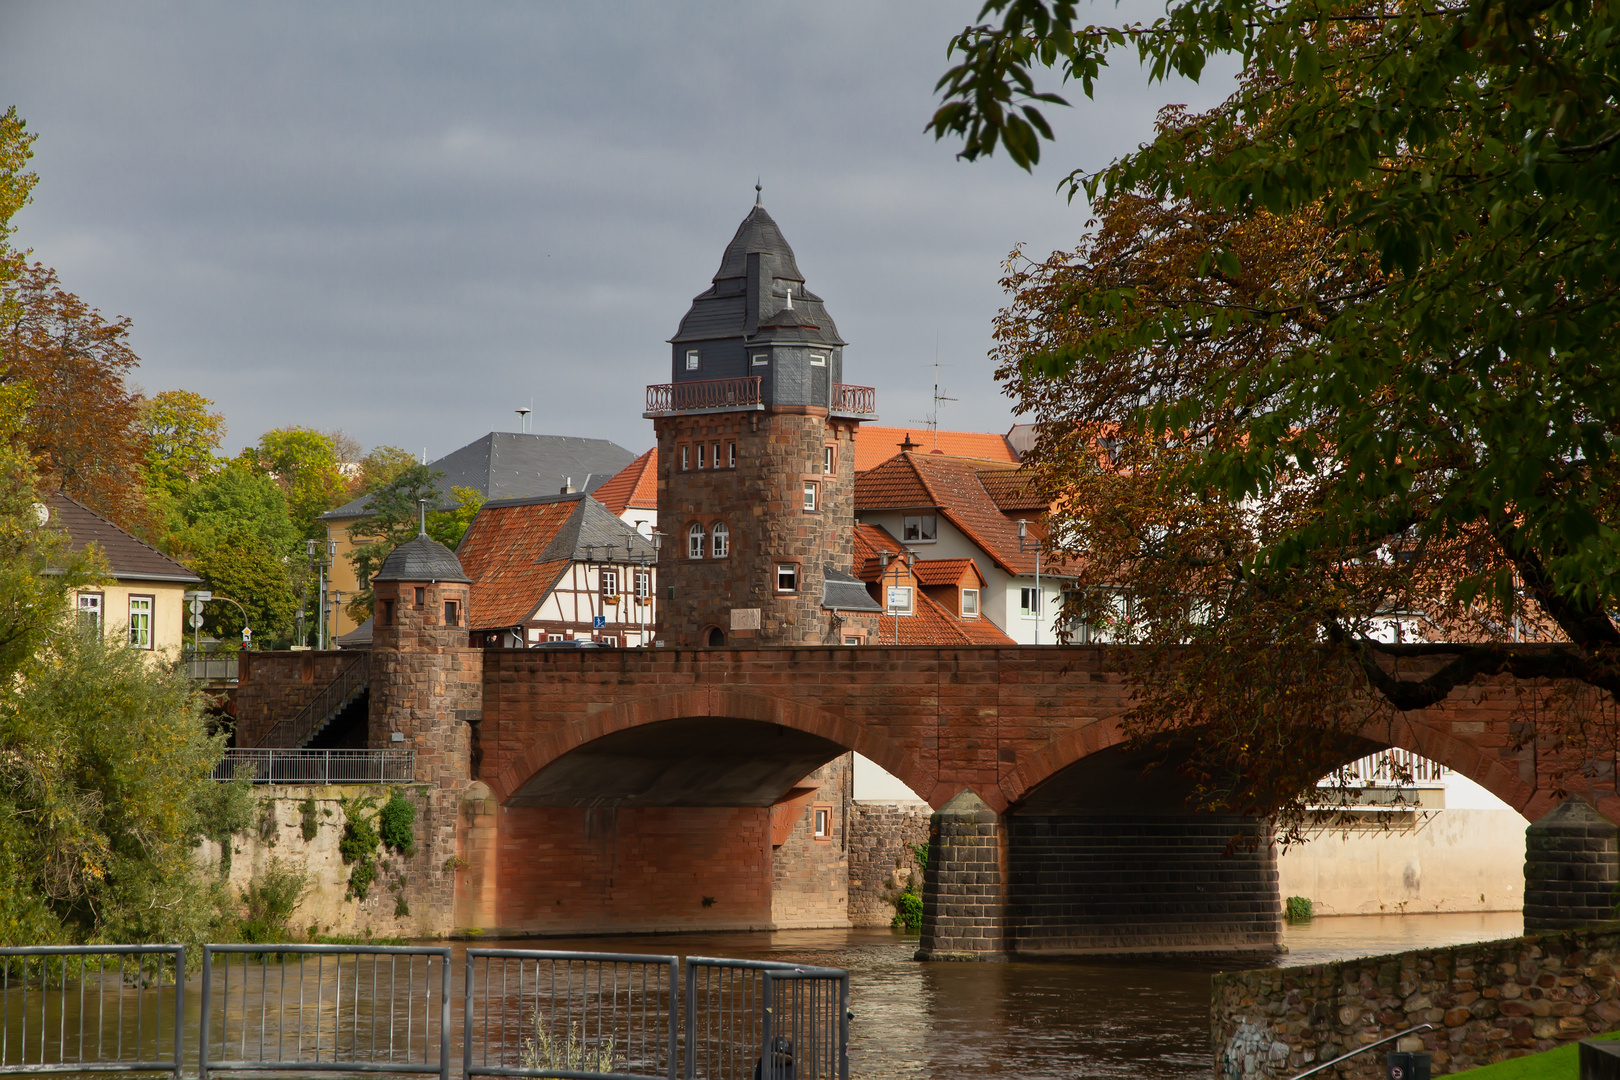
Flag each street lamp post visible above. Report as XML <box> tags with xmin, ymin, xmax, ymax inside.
<box><xmin>307</xmin><ymin>538</ymin><xmax>338</xmax><ymax>649</ymax></box>
<box><xmin>1018</xmin><ymin>519</ymin><xmax>1042</xmax><ymax>646</ymax></box>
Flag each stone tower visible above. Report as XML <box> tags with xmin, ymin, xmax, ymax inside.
<box><xmin>367</xmin><ymin>532</ymin><xmax>483</xmax><ymax>927</ymax></box>
<box><xmin>649</xmin><ymin>194</ymin><xmax>881</xmax><ymax>646</ymax></box>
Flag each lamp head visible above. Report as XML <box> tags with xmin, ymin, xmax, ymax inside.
<box><xmin>1018</xmin><ymin>519</ymin><xmax>1028</xmax><ymax>541</ymax></box>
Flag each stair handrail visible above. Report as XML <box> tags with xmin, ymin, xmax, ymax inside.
<box><xmin>257</xmin><ymin>654</ymin><xmax>369</xmax><ymax>748</ymax></box>
<box><xmin>1288</xmin><ymin>1023</ymin><xmax>1433</xmax><ymax>1079</ymax></box>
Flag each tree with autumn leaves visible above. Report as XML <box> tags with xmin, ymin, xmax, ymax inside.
<box><xmin>937</xmin><ymin>0</ymin><xmax>1620</xmax><ymax>821</ymax></box>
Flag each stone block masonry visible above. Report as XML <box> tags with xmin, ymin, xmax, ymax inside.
<box><xmin>917</xmin><ymin>790</ymin><xmax>1005</xmax><ymax>959</ymax></box>
<box><xmin>848</xmin><ymin>802</ymin><xmax>930</xmax><ymax>927</ymax></box>
<box><xmin>1212</xmin><ymin>928</ymin><xmax>1620</xmax><ymax>1078</ymax></box>
<box><xmin>1524</xmin><ymin>796</ymin><xmax>1620</xmax><ymax>931</ymax></box>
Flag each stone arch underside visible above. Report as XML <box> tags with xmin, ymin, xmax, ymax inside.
<box><xmin>492</xmin><ymin>689</ymin><xmax>933</xmax><ymax>809</ymax></box>
<box><xmin>1004</xmin><ymin>710</ymin><xmax>1538</xmax><ymax>816</ymax></box>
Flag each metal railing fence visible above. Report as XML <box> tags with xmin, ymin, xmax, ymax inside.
<box><xmin>198</xmin><ymin>944</ymin><xmax>450</xmax><ymax>1080</ymax></box>
<box><xmin>180</xmin><ymin>656</ymin><xmax>239</xmax><ymax>683</ymax></box>
<box><xmin>0</xmin><ymin>945</ymin><xmax>185</xmax><ymax>1080</ymax></box>
<box><xmin>683</xmin><ymin>958</ymin><xmax>848</xmax><ymax>1080</ymax></box>
<box><xmin>211</xmin><ymin>749</ymin><xmax>416</xmax><ymax>785</ymax></box>
<box><xmin>464</xmin><ymin>951</ymin><xmax>677</xmax><ymax>1080</ymax></box>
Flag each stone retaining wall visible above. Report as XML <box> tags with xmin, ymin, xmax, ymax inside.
<box><xmin>848</xmin><ymin>801</ymin><xmax>929</xmax><ymax>927</ymax></box>
<box><xmin>1212</xmin><ymin>928</ymin><xmax>1620</xmax><ymax>1078</ymax></box>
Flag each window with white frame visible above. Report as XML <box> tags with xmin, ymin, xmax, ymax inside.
<box><xmin>809</xmin><ymin>353</ymin><xmax>826</xmax><ymax>366</ymax></box>
<box><xmin>961</xmin><ymin>589</ymin><xmax>980</xmax><ymax>617</ymax></box>
<box><xmin>886</xmin><ymin>585</ymin><xmax>914</xmax><ymax>614</ymax></box>
<box><xmin>548</xmin><ymin>633</ymin><xmax>566</xmax><ymax>642</ymax></box>
<box><xmin>688</xmin><ymin>523</ymin><xmax>705</xmax><ymax>559</ymax></box>
<box><xmin>823</xmin><ymin>446</ymin><xmax>834</xmax><ymax>474</ymax></box>
<box><xmin>686</xmin><ymin>349</ymin><xmax>700</xmax><ymax>371</ymax></box>
<box><xmin>635</xmin><ymin>568</ymin><xmax>651</xmax><ymax>600</ymax></box>
<box><xmin>903</xmin><ymin>515</ymin><xmax>937</xmax><ymax>542</ymax></box>
<box><xmin>128</xmin><ymin>595</ymin><xmax>153</xmax><ymax>649</ymax></box>
<box><xmin>1021</xmin><ymin>587</ymin><xmax>1042</xmax><ymax>617</ymax></box>
<box><xmin>697</xmin><ymin>444</ymin><xmax>706</xmax><ymax>469</ymax></box>
<box><xmin>601</xmin><ymin>568</ymin><xmax>620</xmax><ymax>598</ymax></box>
<box><xmin>813</xmin><ymin>805</ymin><xmax>831</xmax><ymax>838</ymax></box>
<box><xmin>803</xmin><ymin>481</ymin><xmax>818</xmax><ymax>511</ymax></box>
<box><xmin>711</xmin><ymin>443</ymin><xmax>721</xmax><ymax>469</ymax></box>
<box><xmin>776</xmin><ymin>564</ymin><xmax>798</xmax><ymax>592</ymax></box>
<box><xmin>77</xmin><ymin>592</ymin><xmax>103</xmax><ymax>628</ymax></box>
<box><xmin>728</xmin><ymin>442</ymin><xmax>736</xmax><ymax>468</ymax></box>
<box><xmin>752</xmin><ymin>352</ymin><xmax>769</xmax><ymax>366</ymax></box>
<box><xmin>680</xmin><ymin>445</ymin><xmax>689</xmax><ymax>471</ymax></box>
<box><xmin>712</xmin><ymin>522</ymin><xmax>730</xmax><ymax>558</ymax></box>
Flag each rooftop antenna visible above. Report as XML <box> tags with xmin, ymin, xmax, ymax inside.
<box><xmin>755</xmin><ymin>178</ymin><xmax>762</xmax><ymax>206</ymax></box>
<box><xmin>929</xmin><ymin>360</ymin><xmax>957</xmax><ymax>451</ymax></box>
<box><xmin>516</xmin><ymin>405</ymin><xmax>532</xmax><ymax>433</ymax></box>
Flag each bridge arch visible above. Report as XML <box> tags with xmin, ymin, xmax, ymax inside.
<box><xmin>1003</xmin><ymin>712</ymin><xmax>1537</xmax><ymax>814</ymax></box>
<box><xmin>490</xmin><ymin>688</ymin><xmax>937</xmax><ymax>808</ymax></box>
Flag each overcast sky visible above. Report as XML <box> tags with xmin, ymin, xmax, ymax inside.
<box><xmin>0</xmin><ymin>2</ymin><xmax>1237</xmax><ymax>460</ymax></box>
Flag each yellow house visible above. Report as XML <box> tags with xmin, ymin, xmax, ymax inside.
<box><xmin>47</xmin><ymin>492</ymin><xmax>202</xmax><ymax>663</ymax></box>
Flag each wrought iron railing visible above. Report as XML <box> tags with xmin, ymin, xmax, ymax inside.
<box><xmin>258</xmin><ymin>654</ymin><xmax>369</xmax><ymax>749</ymax></box>
<box><xmin>211</xmin><ymin>748</ymin><xmax>415</xmax><ymax>784</ymax></box>
<box><xmin>830</xmin><ymin>384</ymin><xmax>876</xmax><ymax>416</ymax></box>
<box><xmin>645</xmin><ymin>378</ymin><xmax>764</xmax><ymax>415</ymax></box>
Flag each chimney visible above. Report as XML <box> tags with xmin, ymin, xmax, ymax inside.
<box><xmin>561</xmin><ymin>476</ymin><xmax>576</xmax><ymax>495</ymax></box>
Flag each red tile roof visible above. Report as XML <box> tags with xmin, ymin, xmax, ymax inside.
<box><xmin>912</xmin><ymin>558</ymin><xmax>984</xmax><ymax>588</ymax></box>
<box><xmin>593</xmin><ymin>448</ymin><xmax>658</xmax><ymax>516</ymax></box>
<box><xmin>853</xmin><ymin>426</ymin><xmax>1018</xmax><ymax>473</ymax></box>
<box><xmin>873</xmin><ymin>589</ymin><xmax>1016</xmax><ymax>646</ymax></box>
<box><xmin>455</xmin><ymin>500</ymin><xmax>576</xmax><ymax>627</ymax></box>
<box><xmin>856</xmin><ymin>453</ymin><xmax>1040</xmax><ymax>575</ymax></box>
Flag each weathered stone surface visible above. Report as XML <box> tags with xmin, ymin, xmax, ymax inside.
<box><xmin>1213</xmin><ymin>928</ymin><xmax>1620</xmax><ymax>1079</ymax></box>
<box><xmin>1524</xmin><ymin>797</ymin><xmax>1620</xmax><ymax>932</ymax></box>
<box><xmin>848</xmin><ymin>801</ymin><xmax>930</xmax><ymax>927</ymax></box>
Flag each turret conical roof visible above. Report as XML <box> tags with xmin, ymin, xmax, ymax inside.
<box><xmin>372</xmin><ymin>533</ymin><xmax>471</xmax><ymax>583</ymax></box>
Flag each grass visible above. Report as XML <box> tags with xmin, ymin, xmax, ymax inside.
<box><xmin>1447</xmin><ymin>1028</ymin><xmax>1620</xmax><ymax>1078</ymax></box>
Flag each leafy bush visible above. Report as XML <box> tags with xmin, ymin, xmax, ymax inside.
<box><xmin>1285</xmin><ymin>896</ymin><xmax>1314</xmax><ymax>922</ymax></box>
<box><xmin>338</xmin><ymin>795</ymin><xmax>380</xmax><ymax>901</ymax></box>
<box><xmin>894</xmin><ymin>891</ymin><xmax>924</xmax><ymax>932</ymax></box>
<box><xmin>299</xmin><ymin>797</ymin><xmax>318</xmax><ymax>842</ymax></box>
<box><xmin>378</xmin><ymin>790</ymin><xmax>416</xmax><ymax>856</ymax></box>
<box><xmin>236</xmin><ymin>860</ymin><xmax>309</xmax><ymax>943</ymax></box>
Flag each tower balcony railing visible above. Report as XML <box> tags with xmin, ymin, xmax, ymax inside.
<box><xmin>645</xmin><ymin>376</ymin><xmax>764</xmax><ymax>416</ymax></box>
<box><xmin>831</xmin><ymin>383</ymin><xmax>877</xmax><ymax>416</ymax></box>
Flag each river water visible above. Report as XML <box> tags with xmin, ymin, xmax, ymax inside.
<box><xmin>534</xmin><ymin>911</ymin><xmax>1524</xmax><ymax>1079</ymax></box>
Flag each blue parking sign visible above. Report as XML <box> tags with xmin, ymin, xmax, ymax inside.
<box><xmin>593</xmin><ymin>615</ymin><xmax>606</xmax><ymax>629</ymax></box>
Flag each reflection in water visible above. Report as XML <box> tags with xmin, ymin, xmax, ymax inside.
<box><xmin>0</xmin><ymin>912</ymin><xmax>1525</xmax><ymax>1079</ymax></box>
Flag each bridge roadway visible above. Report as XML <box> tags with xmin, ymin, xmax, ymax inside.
<box><xmin>446</xmin><ymin>644</ymin><xmax>1568</xmax><ymax>957</ymax></box>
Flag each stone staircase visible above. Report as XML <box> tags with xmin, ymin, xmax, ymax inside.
<box><xmin>255</xmin><ymin>654</ymin><xmax>368</xmax><ymax>748</ymax></box>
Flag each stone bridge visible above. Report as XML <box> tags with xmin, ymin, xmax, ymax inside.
<box><xmin>238</xmin><ymin>640</ymin><xmax>1586</xmax><ymax>955</ymax></box>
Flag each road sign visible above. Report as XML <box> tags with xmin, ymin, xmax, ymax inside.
<box><xmin>189</xmin><ymin>599</ymin><xmax>206</xmax><ymax>615</ymax></box>
<box><xmin>242</xmin><ymin>627</ymin><xmax>252</xmax><ymax>643</ymax></box>
<box><xmin>189</xmin><ymin>614</ymin><xmax>205</xmax><ymax>629</ymax></box>
<box><xmin>592</xmin><ymin>615</ymin><xmax>606</xmax><ymax>629</ymax></box>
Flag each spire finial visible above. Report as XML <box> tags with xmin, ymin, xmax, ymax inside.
<box><xmin>419</xmin><ymin>498</ymin><xmax>428</xmax><ymax>537</ymax></box>
<box><xmin>755</xmin><ymin>178</ymin><xmax>762</xmax><ymax>206</ymax></box>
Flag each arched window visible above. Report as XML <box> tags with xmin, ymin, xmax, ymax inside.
<box><xmin>712</xmin><ymin>522</ymin><xmax>730</xmax><ymax>558</ymax></box>
<box><xmin>688</xmin><ymin>522</ymin><xmax>705</xmax><ymax>559</ymax></box>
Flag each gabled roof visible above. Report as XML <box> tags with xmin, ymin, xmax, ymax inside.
<box><xmin>880</xmin><ymin>589</ymin><xmax>1016</xmax><ymax>646</ymax></box>
<box><xmin>855</xmin><ymin>453</ymin><xmax>1041</xmax><ymax>576</ymax></box>
<box><xmin>593</xmin><ymin>448</ymin><xmax>658</xmax><ymax>516</ymax></box>
<box><xmin>913</xmin><ymin>558</ymin><xmax>986</xmax><ymax>589</ymax></box>
<box><xmin>322</xmin><ymin>432</ymin><xmax>635</xmax><ymax>520</ymax></box>
<box><xmin>46</xmin><ymin>492</ymin><xmax>201</xmax><ymax>584</ymax></box>
<box><xmin>852</xmin><ymin>426</ymin><xmax>1019</xmax><ymax>473</ymax></box>
<box><xmin>455</xmin><ymin>494</ymin><xmax>654</xmax><ymax>630</ymax></box>
<box><xmin>975</xmin><ymin>468</ymin><xmax>1046</xmax><ymax>513</ymax></box>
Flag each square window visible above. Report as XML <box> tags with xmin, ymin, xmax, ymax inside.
<box><xmin>444</xmin><ymin>600</ymin><xmax>460</xmax><ymax>626</ymax></box>
<box><xmin>961</xmin><ymin>589</ymin><xmax>980</xmax><ymax>618</ymax></box>
<box><xmin>728</xmin><ymin>442</ymin><xmax>736</xmax><ymax>468</ymax></box>
<box><xmin>809</xmin><ymin>353</ymin><xmax>826</xmax><ymax>366</ymax></box>
<box><xmin>823</xmin><ymin>446</ymin><xmax>834</xmax><ymax>475</ymax></box>
<box><xmin>752</xmin><ymin>352</ymin><xmax>769</xmax><ymax>366</ymax></box>
<box><xmin>813</xmin><ymin>805</ymin><xmax>831</xmax><ymax>839</ymax></box>
<box><xmin>128</xmin><ymin>595</ymin><xmax>152</xmax><ymax>649</ymax></box>
<box><xmin>686</xmin><ymin>349</ymin><xmax>700</xmax><ymax>371</ymax></box>
<box><xmin>78</xmin><ymin>592</ymin><xmax>103</xmax><ymax>628</ymax></box>
<box><xmin>885</xmin><ymin>585</ymin><xmax>913</xmax><ymax>614</ymax></box>
<box><xmin>903</xmin><ymin>515</ymin><xmax>937</xmax><ymax>542</ymax></box>
<box><xmin>680</xmin><ymin>445</ymin><xmax>689</xmax><ymax>471</ymax></box>
<box><xmin>776</xmin><ymin>564</ymin><xmax>798</xmax><ymax>593</ymax></box>
<box><xmin>803</xmin><ymin>481</ymin><xmax>818</xmax><ymax>511</ymax></box>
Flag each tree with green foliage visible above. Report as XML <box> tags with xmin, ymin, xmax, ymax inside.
<box><xmin>139</xmin><ymin>389</ymin><xmax>225</xmax><ymax>501</ymax></box>
<box><xmin>343</xmin><ymin>465</ymin><xmax>483</xmax><ymax>623</ymax></box>
<box><xmin>244</xmin><ymin>427</ymin><xmax>352</xmax><ymax>540</ymax></box>
<box><xmin>0</xmin><ymin>106</ymin><xmax>35</xmax><ymax>299</ymax></box>
<box><xmin>934</xmin><ymin>0</ymin><xmax>1620</xmax><ymax>819</ymax></box>
<box><xmin>357</xmin><ymin>445</ymin><xmax>418</xmax><ymax>494</ymax></box>
<box><xmin>179</xmin><ymin>461</ymin><xmax>302</xmax><ymax>557</ymax></box>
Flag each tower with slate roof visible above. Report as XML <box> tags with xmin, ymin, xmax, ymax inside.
<box><xmin>648</xmin><ymin>192</ymin><xmax>881</xmax><ymax>646</ymax></box>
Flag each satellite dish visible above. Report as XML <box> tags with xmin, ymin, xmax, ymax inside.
<box><xmin>32</xmin><ymin>503</ymin><xmax>49</xmax><ymax>527</ymax></box>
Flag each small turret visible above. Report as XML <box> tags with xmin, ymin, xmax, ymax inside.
<box><xmin>370</xmin><ymin>534</ymin><xmax>473</xmax><ymax>651</ymax></box>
